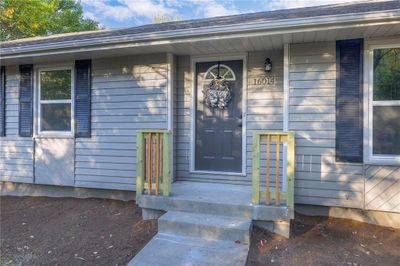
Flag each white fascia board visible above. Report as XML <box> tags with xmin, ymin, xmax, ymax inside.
<box><xmin>1</xmin><ymin>9</ymin><xmax>400</xmax><ymax>59</ymax></box>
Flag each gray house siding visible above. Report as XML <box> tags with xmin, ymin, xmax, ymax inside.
<box><xmin>365</xmin><ymin>165</ymin><xmax>400</xmax><ymax>212</ymax></box>
<box><xmin>174</xmin><ymin>51</ymin><xmax>284</xmax><ymax>184</ymax></box>
<box><xmin>174</xmin><ymin>56</ymin><xmax>191</xmax><ymax>181</ymax></box>
<box><xmin>1</xmin><ymin>43</ymin><xmax>399</xmax><ymax>215</ymax></box>
<box><xmin>246</xmin><ymin>51</ymin><xmax>284</xmax><ymax>183</ymax></box>
<box><xmin>0</xmin><ymin>54</ymin><xmax>169</xmax><ymax>191</ymax></box>
<box><xmin>289</xmin><ymin>42</ymin><xmax>364</xmax><ymax>209</ymax></box>
<box><xmin>0</xmin><ymin>65</ymin><xmax>34</xmax><ymax>184</ymax></box>
<box><xmin>75</xmin><ymin>54</ymin><xmax>168</xmax><ymax>191</ymax></box>
<box><xmin>35</xmin><ymin>138</ymin><xmax>75</xmax><ymax>186</ymax></box>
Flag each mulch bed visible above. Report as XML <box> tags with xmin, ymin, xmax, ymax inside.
<box><xmin>1</xmin><ymin>196</ymin><xmax>399</xmax><ymax>266</ymax></box>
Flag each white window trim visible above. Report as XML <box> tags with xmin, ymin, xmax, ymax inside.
<box><xmin>36</xmin><ymin>66</ymin><xmax>74</xmax><ymax>137</ymax></box>
<box><xmin>364</xmin><ymin>41</ymin><xmax>400</xmax><ymax>165</ymax></box>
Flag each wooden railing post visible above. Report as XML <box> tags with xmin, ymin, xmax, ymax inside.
<box><xmin>136</xmin><ymin>131</ymin><xmax>144</xmax><ymax>195</ymax></box>
<box><xmin>252</xmin><ymin>132</ymin><xmax>261</xmax><ymax>204</ymax></box>
<box><xmin>275</xmin><ymin>135</ymin><xmax>281</xmax><ymax>206</ymax></box>
<box><xmin>155</xmin><ymin>133</ymin><xmax>160</xmax><ymax>195</ymax></box>
<box><xmin>136</xmin><ymin>129</ymin><xmax>172</xmax><ymax>197</ymax></box>
<box><xmin>147</xmin><ymin>133</ymin><xmax>152</xmax><ymax>193</ymax></box>
<box><xmin>252</xmin><ymin>131</ymin><xmax>295</xmax><ymax>207</ymax></box>
<box><xmin>162</xmin><ymin>131</ymin><xmax>172</xmax><ymax>196</ymax></box>
<box><xmin>265</xmin><ymin>135</ymin><xmax>271</xmax><ymax>205</ymax></box>
<box><xmin>286</xmin><ymin>132</ymin><xmax>295</xmax><ymax>208</ymax></box>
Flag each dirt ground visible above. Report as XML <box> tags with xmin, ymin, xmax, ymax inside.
<box><xmin>1</xmin><ymin>197</ymin><xmax>399</xmax><ymax>266</ymax></box>
<box><xmin>247</xmin><ymin>215</ymin><xmax>400</xmax><ymax>266</ymax></box>
<box><xmin>0</xmin><ymin>196</ymin><xmax>156</xmax><ymax>266</ymax></box>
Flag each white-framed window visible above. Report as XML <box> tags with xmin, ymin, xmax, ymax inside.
<box><xmin>366</xmin><ymin>43</ymin><xmax>400</xmax><ymax>164</ymax></box>
<box><xmin>37</xmin><ymin>67</ymin><xmax>74</xmax><ymax>136</ymax></box>
<box><xmin>204</xmin><ymin>64</ymin><xmax>236</xmax><ymax>81</ymax></box>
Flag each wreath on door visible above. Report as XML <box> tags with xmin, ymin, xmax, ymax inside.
<box><xmin>203</xmin><ymin>63</ymin><xmax>232</xmax><ymax>109</ymax></box>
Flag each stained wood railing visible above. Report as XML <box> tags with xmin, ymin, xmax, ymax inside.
<box><xmin>136</xmin><ymin>130</ymin><xmax>172</xmax><ymax>196</ymax></box>
<box><xmin>252</xmin><ymin>131</ymin><xmax>295</xmax><ymax>208</ymax></box>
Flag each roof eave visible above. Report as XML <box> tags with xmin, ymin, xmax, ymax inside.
<box><xmin>1</xmin><ymin>9</ymin><xmax>400</xmax><ymax>59</ymax></box>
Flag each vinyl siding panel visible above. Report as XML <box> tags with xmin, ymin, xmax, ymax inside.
<box><xmin>365</xmin><ymin>165</ymin><xmax>400</xmax><ymax>213</ymax></box>
<box><xmin>289</xmin><ymin>42</ymin><xmax>364</xmax><ymax>208</ymax></box>
<box><xmin>174</xmin><ymin>56</ymin><xmax>203</xmax><ymax>181</ymax></box>
<box><xmin>75</xmin><ymin>54</ymin><xmax>168</xmax><ymax>191</ymax></box>
<box><xmin>34</xmin><ymin>138</ymin><xmax>74</xmax><ymax>186</ymax></box>
<box><xmin>0</xmin><ymin>65</ymin><xmax>34</xmax><ymax>183</ymax></box>
<box><xmin>175</xmin><ymin>50</ymin><xmax>284</xmax><ymax>184</ymax></box>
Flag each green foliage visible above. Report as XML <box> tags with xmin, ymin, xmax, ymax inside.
<box><xmin>373</xmin><ymin>48</ymin><xmax>400</xmax><ymax>101</ymax></box>
<box><xmin>0</xmin><ymin>0</ymin><xmax>99</xmax><ymax>41</ymax></box>
<box><xmin>40</xmin><ymin>70</ymin><xmax>71</xmax><ymax>100</ymax></box>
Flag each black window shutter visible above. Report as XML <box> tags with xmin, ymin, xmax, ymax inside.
<box><xmin>75</xmin><ymin>59</ymin><xmax>91</xmax><ymax>138</ymax></box>
<box><xmin>0</xmin><ymin>66</ymin><xmax>5</xmax><ymax>136</ymax></box>
<box><xmin>19</xmin><ymin>64</ymin><xmax>33</xmax><ymax>137</ymax></box>
<box><xmin>336</xmin><ymin>39</ymin><xmax>363</xmax><ymax>163</ymax></box>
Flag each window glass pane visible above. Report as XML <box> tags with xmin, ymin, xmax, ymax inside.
<box><xmin>205</xmin><ymin>67</ymin><xmax>218</xmax><ymax>80</ymax></box>
<box><xmin>205</xmin><ymin>72</ymin><xmax>214</xmax><ymax>80</ymax></box>
<box><xmin>41</xmin><ymin>103</ymin><xmax>71</xmax><ymax>131</ymax></box>
<box><xmin>205</xmin><ymin>66</ymin><xmax>234</xmax><ymax>80</ymax></box>
<box><xmin>219</xmin><ymin>67</ymin><xmax>229</xmax><ymax>77</ymax></box>
<box><xmin>40</xmin><ymin>70</ymin><xmax>71</xmax><ymax>100</ymax></box>
<box><xmin>373</xmin><ymin>48</ymin><xmax>400</xmax><ymax>101</ymax></box>
<box><xmin>221</xmin><ymin>66</ymin><xmax>234</xmax><ymax>79</ymax></box>
<box><xmin>223</xmin><ymin>70</ymin><xmax>234</xmax><ymax>79</ymax></box>
<box><xmin>373</xmin><ymin>106</ymin><xmax>400</xmax><ymax>155</ymax></box>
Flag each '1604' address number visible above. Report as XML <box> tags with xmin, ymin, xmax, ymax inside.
<box><xmin>253</xmin><ymin>77</ymin><xmax>275</xmax><ymax>85</ymax></box>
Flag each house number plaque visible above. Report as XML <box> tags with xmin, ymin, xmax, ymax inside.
<box><xmin>253</xmin><ymin>76</ymin><xmax>276</xmax><ymax>86</ymax></box>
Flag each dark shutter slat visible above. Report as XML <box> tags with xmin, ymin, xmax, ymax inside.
<box><xmin>336</xmin><ymin>39</ymin><xmax>363</xmax><ymax>163</ymax></box>
<box><xmin>19</xmin><ymin>64</ymin><xmax>33</xmax><ymax>137</ymax></box>
<box><xmin>0</xmin><ymin>66</ymin><xmax>5</xmax><ymax>136</ymax></box>
<box><xmin>75</xmin><ymin>59</ymin><xmax>91</xmax><ymax>138</ymax></box>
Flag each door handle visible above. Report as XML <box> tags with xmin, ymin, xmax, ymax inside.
<box><xmin>238</xmin><ymin>118</ymin><xmax>242</xmax><ymax>127</ymax></box>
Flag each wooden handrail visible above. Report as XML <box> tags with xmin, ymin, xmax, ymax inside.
<box><xmin>136</xmin><ymin>130</ymin><xmax>172</xmax><ymax>196</ymax></box>
<box><xmin>252</xmin><ymin>131</ymin><xmax>295</xmax><ymax>208</ymax></box>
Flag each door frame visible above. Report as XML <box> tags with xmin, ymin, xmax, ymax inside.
<box><xmin>189</xmin><ymin>53</ymin><xmax>248</xmax><ymax>176</ymax></box>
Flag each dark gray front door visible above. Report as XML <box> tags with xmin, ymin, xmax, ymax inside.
<box><xmin>195</xmin><ymin>60</ymin><xmax>243</xmax><ymax>172</ymax></box>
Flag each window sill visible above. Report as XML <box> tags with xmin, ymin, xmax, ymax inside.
<box><xmin>34</xmin><ymin>134</ymin><xmax>74</xmax><ymax>139</ymax></box>
<box><xmin>365</xmin><ymin>157</ymin><xmax>400</xmax><ymax>166</ymax></box>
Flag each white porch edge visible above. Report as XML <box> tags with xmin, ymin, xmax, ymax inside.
<box><xmin>283</xmin><ymin>44</ymin><xmax>290</xmax><ymax>132</ymax></box>
<box><xmin>167</xmin><ymin>53</ymin><xmax>174</xmax><ymax>132</ymax></box>
<box><xmin>282</xmin><ymin>43</ymin><xmax>290</xmax><ymax>192</ymax></box>
<box><xmin>167</xmin><ymin>53</ymin><xmax>175</xmax><ymax>177</ymax></box>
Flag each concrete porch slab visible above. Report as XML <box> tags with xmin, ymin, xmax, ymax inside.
<box><xmin>137</xmin><ymin>181</ymin><xmax>294</xmax><ymax>221</ymax></box>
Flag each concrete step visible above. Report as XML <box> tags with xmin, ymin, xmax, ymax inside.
<box><xmin>138</xmin><ymin>194</ymin><xmax>292</xmax><ymax>221</ymax></box>
<box><xmin>138</xmin><ymin>182</ymin><xmax>293</xmax><ymax>221</ymax></box>
<box><xmin>128</xmin><ymin>233</ymin><xmax>249</xmax><ymax>266</ymax></box>
<box><xmin>158</xmin><ymin>211</ymin><xmax>251</xmax><ymax>244</ymax></box>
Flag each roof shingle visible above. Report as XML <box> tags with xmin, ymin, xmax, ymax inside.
<box><xmin>1</xmin><ymin>0</ymin><xmax>399</xmax><ymax>49</ymax></box>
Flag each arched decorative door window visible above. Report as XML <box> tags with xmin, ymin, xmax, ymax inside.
<box><xmin>204</xmin><ymin>64</ymin><xmax>236</xmax><ymax>81</ymax></box>
<box><xmin>203</xmin><ymin>63</ymin><xmax>236</xmax><ymax>109</ymax></box>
